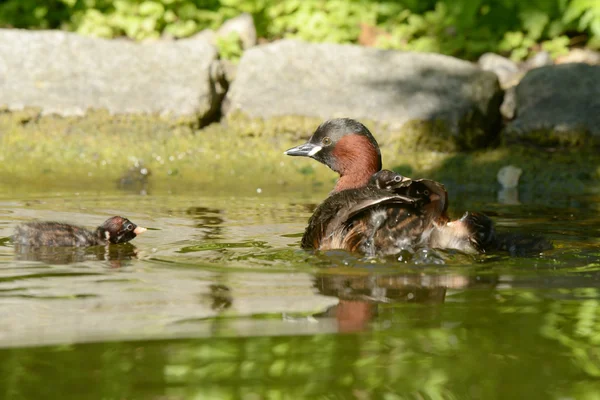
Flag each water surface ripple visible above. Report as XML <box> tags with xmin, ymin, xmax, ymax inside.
<box><xmin>1</xmin><ymin>189</ymin><xmax>599</xmax><ymax>399</ymax></box>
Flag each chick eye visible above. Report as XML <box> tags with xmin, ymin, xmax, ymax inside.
<box><xmin>322</xmin><ymin>137</ymin><xmax>332</xmax><ymax>146</ymax></box>
<box><xmin>125</xmin><ymin>224</ymin><xmax>133</xmax><ymax>231</ymax></box>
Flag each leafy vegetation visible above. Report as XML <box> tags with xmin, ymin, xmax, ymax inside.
<box><xmin>0</xmin><ymin>0</ymin><xmax>599</xmax><ymax>61</ymax></box>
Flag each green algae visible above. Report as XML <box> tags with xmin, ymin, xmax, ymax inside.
<box><xmin>0</xmin><ymin>109</ymin><xmax>328</xmax><ymax>193</ymax></box>
<box><xmin>503</xmin><ymin>125</ymin><xmax>595</xmax><ymax>148</ymax></box>
<box><xmin>383</xmin><ymin>119</ymin><xmax>484</xmax><ymax>153</ymax></box>
<box><xmin>1</xmin><ymin>109</ymin><xmax>599</xmax><ymax>196</ymax></box>
<box><xmin>398</xmin><ymin>146</ymin><xmax>599</xmax><ymax>193</ymax></box>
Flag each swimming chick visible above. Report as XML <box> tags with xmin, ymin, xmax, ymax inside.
<box><xmin>13</xmin><ymin>216</ymin><xmax>146</xmax><ymax>247</ymax></box>
<box><xmin>285</xmin><ymin>118</ymin><xmax>497</xmax><ymax>255</ymax></box>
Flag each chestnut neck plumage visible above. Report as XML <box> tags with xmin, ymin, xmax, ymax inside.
<box><xmin>331</xmin><ymin>134</ymin><xmax>382</xmax><ymax>193</ymax></box>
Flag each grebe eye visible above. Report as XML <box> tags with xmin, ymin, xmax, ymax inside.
<box><xmin>322</xmin><ymin>137</ymin><xmax>332</xmax><ymax>146</ymax></box>
<box><xmin>125</xmin><ymin>224</ymin><xmax>133</xmax><ymax>231</ymax></box>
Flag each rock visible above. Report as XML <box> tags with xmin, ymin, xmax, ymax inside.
<box><xmin>556</xmin><ymin>48</ymin><xmax>600</xmax><ymax>65</ymax></box>
<box><xmin>0</xmin><ymin>29</ymin><xmax>223</xmax><ymax>123</ymax></box>
<box><xmin>500</xmin><ymin>86</ymin><xmax>516</xmax><ymax>120</ymax></box>
<box><xmin>225</xmin><ymin>40</ymin><xmax>503</xmax><ymax>151</ymax></box>
<box><xmin>497</xmin><ymin>165</ymin><xmax>522</xmax><ymax>204</ymax></box>
<box><xmin>497</xmin><ymin>165</ymin><xmax>522</xmax><ymax>189</ymax></box>
<box><xmin>221</xmin><ymin>59</ymin><xmax>238</xmax><ymax>85</ymax></box>
<box><xmin>217</xmin><ymin>13</ymin><xmax>257</xmax><ymax>50</ymax></box>
<box><xmin>505</xmin><ymin>64</ymin><xmax>600</xmax><ymax>146</ymax></box>
<box><xmin>498</xmin><ymin>187</ymin><xmax>520</xmax><ymax>205</ymax></box>
<box><xmin>189</xmin><ymin>28</ymin><xmax>216</xmax><ymax>42</ymax></box>
<box><xmin>478</xmin><ymin>52</ymin><xmax>520</xmax><ymax>88</ymax></box>
<box><xmin>523</xmin><ymin>51</ymin><xmax>553</xmax><ymax>70</ymax></box>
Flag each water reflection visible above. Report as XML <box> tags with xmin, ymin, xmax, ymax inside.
<box><xmin>186</xmin><ymin>206</ymin><xmax>224</xmax><ymax>240</ymax></box>
<box><xmin>315</xmin><ymin>271</ymin><xmax>499</xmax><ymax>332</ymax></box>
<box><xmin>203</xmin><ymin>283</ymin><xmax>233</xmax><ymax>312</ymax></box>
<box><xmin>2</xmin><ymin>287</ymin><xmax>600</xmax><ymax>400</ymax></box>
<box><xmin>13</xmin><ymin>243</ymin><xmax>139</xmax><ymax>268</ymax></box>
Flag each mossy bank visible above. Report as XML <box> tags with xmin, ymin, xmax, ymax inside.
<box><xmin>2</xmin><ymin>110</ymin><xmax>600</xmax><ymax>200</ymax></box>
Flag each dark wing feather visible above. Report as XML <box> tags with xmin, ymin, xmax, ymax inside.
<box><xmin>301</xmin><ymin>172</ymin><xmax>451</xmax><ymax>254</ymax></box>
<box><xmin>344</xmin><ymin>194</ymin><xmax>419</xmax><ymax>223</ymax></box>
<box><xmin>301</xmin><ymin>186</ymin><xmax>395</xmax><ymax>250</ymax></box>
<box><xmin>301</xmin><ymin>185</ymin><xmax>428</xmax><ymax>252</ymax></box>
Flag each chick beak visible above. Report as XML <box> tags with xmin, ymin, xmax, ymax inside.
<box><xmin>284</xmin><ymin>142</ymin><xmax>322</xmax><ymax>157</ymax></box>
<box><xmin>133</xmin><ymin>227</ymin><xmax>147</xmax><ymax>235</ymax></box>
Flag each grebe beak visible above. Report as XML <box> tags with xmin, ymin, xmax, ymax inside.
<box><xmin>133</xmin><ymin>227</ymin><xmax>147</xmax><ymax>235</ymax></box>
<box><xmin>284</xmin><ymin>142</ymin><xmax>322</xmax><ymax>157</ymax></box>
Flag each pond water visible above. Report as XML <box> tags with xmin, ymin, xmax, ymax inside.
<box><xmin>0</xmin><ymin>186</ymin><xmax>600</xmax><ymax>399</ymax></box>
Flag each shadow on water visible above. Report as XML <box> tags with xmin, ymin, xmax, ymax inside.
<box><xmin>1</xmin><ymin>188</ymin><xmax>600</xmax><ymax>398</ymax></box>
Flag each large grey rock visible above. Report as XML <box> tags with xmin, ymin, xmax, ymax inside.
<box><xmin>224</xmin><ymin>40</ymin><xmax>503</xmax><ymax>151</ymax></box>
<box><xmin>0</xmin><ymin>29</ymin><xmax>224</xmax><ymax>122</ymax></box>
<box><xmin>505</xmin><ymin>64</ymin><xmax>600</xmax><ymax>146</ymax></box>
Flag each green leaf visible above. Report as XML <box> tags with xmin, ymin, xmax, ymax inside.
<box><xmin>520</xmin><ymin>10</ymin><xmax>549</xmax><ymax>40</ymax></box>
<box><xmin>139</xmin><ymin>1</ymin><xmax>165</xmax><ymax>17</ymax></box>
<box><xmin>164</xmin><ymin>19</ymin><xmax>197</xmax><ymax>37</ymax></box>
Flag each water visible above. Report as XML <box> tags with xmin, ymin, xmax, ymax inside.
<box><xmin>1</xmin><ymin>187</ymin><xmax>600</xmax><ymax>399</ymax></box>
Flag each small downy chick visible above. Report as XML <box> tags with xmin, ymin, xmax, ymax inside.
<box><xmin>13</xmin><ymin>216</ymin><xmax>146</xmax><ymax>247</ymax></box>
